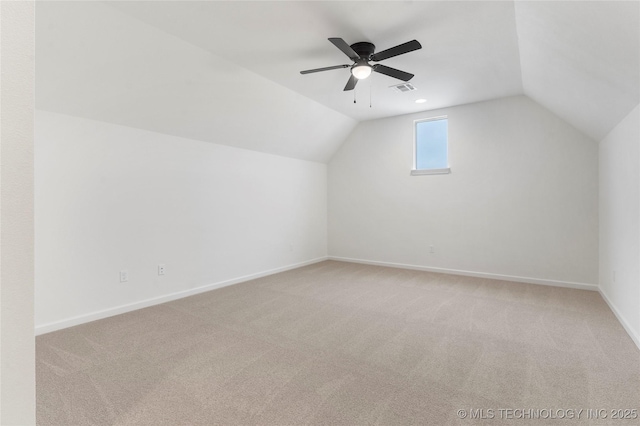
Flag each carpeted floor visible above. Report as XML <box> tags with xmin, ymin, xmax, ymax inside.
<box><xmin>37</xmin><ymin>260</ymin><xmax>640</xmax><ymax>425</ymax></box>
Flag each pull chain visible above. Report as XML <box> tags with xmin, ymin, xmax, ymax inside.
<box><xmin>354</xmin><ymin>86</ymin><xmax>356</xmax><ymax>104</ymax></box>
<box><xmin>369</xmin><ymin>81</ymin><xmax>372</xmax><ymax>108</ymax></box>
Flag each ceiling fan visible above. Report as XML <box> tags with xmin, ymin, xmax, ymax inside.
<box><xmin>300</xmin><ymin>38</ymin><xmax>422</xmax><ymax>91</ymax></box>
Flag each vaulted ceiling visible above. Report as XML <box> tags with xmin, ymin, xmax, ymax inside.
<box><xmin>36</xmin><ymin>1</ymin><xmax>639</xmax><ymax>162</ymax></box>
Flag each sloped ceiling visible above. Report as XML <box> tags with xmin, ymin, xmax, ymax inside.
<box><xmin>515</xmin><ymin>1</ymin><xmax>639</xmax><ymax>141</ymax></box>
<box><xmin>35</xmin><ymin>2</ymin><xmax>357</xmax><ymax>163</ymax></box>
<box><xmin>36</xmin><ymin>1</ymin><xmax>639</xmax><ymax>162</ymax></box>
<box><xmin>107</xmin><ymin>1</ymin><xmax>524</xmax><ymax>122</ymax></box>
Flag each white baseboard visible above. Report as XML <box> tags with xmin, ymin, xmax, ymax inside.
<box><xmin>598</xmin><ymin>288</ymin><xmax>640</xmax><ymax>351</ymax></box>
<box><xmin>328</xmin><ymin>256</ymin><xmax>598</xmax><ymax>291</ymax></box>
<box><xmin>35</xmin><ymin>256</ymin><xmax>328</xmax><ymax>336</ymax></box>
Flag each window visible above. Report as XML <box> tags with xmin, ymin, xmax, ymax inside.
<box><xmin>412</xmin><ymin>116</ymin><xmax>450</xmax><ymax>175</ymax></box>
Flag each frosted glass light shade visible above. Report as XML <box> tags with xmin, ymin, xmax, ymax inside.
<box><xmin>352</xmin><ymin>65</ymin><xmax>372</xmax><ymax>80</ymax></box>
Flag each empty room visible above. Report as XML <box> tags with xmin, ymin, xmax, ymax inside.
<box><xmin>3</xmin><ymin>0</ymin><xmax>639</xmax><ymax>424</ymax></box>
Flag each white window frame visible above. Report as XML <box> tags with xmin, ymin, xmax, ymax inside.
<box><xmin>411</xmin><ymin>115</ymin><xmax>451</xmax><ymax>176</ymax></box>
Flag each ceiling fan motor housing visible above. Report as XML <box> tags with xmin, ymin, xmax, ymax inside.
<box><xmin>350</xmin><ymin>42</ymin><xmax>376</xmax><ymax>60</ymax></box>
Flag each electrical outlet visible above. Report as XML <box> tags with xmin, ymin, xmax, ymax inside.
<box><xmin>120</xmin><ymin>270</ymin><xmax>128</xmax><ymax>283</ymax></box>
<box><xmin>429</xmin><ymin>245</ymin><xmax>435</xmax><ymax>254</ymax></box>
<box><xmin>158</xmin><ymin>264</ymin><xmax>165</xmax><ymax>276</ymax></box>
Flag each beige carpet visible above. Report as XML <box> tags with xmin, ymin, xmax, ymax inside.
<box><xmin>37</xmin><ymin>260</ymin><xmax>640</xmax><ymax>425</ymax></box>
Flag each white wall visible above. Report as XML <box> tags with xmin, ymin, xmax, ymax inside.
<box><xmin>328</xmin><ymin>95</ymin><xmax>599</xmax><ymax>287</ymax></box>
<box><xmin>1</xmin><ymin>1</ymin><xmax>36</xmax><ymax>423</ymax></box>
<box><xmin>599</xmin><ymin>104</ymin><xmax>640</xmax><ymax>347</ymax></box>
<box><xmin>35</xmin><ymin>111</ymin><xmax>327</xmax><ymax>332</ymax></box>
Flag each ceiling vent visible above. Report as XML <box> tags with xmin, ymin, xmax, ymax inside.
<box><xmin>390</xmin><ymin>82</ymin><xmax>417</xmax><ymax>93</ymax></box>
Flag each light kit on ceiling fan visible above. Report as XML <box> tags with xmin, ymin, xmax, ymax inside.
<box><xmin>300</xmin><ymin>38</ymin><xmax>422</xmax><ymax>91</ymax></box>
<box><xmin>351</xmin><ymin>60</ymin><xmax>372</xmax><ymax>80</ymax></box>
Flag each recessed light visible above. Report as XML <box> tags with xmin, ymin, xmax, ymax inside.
<box><xmin>415</xmin><ymin>99</ymin><xmax>427</xmax><ymax>104</ymax></box>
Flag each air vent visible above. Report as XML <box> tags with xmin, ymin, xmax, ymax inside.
<box><xmin>390</xmin><ymin>83</ymin><xmax>417</xmax><ymax>93</ymax></box>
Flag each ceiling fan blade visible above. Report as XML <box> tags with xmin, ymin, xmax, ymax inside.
<box><xmin>343</xmin><ymin>74</ymin><xmax>358</xmax><ymax>91</ymax></box>
<box><xmin>329</xmin><ymin>38</ymin><xmax>360</xmax><ymax>61</ymax></box>
<box><xmin>371</xmin><ymin>40</ymin><xmax>422</xmax><ymax>62</ymax></box>
<box><xmin>300</xmin><ymin>64</ymin><xmax>350</xmax><ymax>74</ymax></box>
<box><xmin>372</xmin><ymin>64</ymin><xmax>414</xmax><ymax>81</ymax></box>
